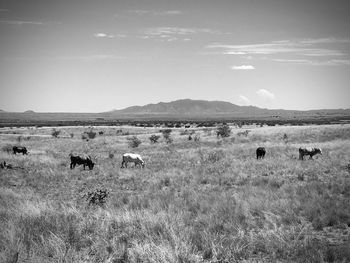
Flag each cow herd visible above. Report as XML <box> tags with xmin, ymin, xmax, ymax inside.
<box><xmin>4</xmin><ymin>144</ymin><xmax>322</xmax><ymax>171</ymax></box>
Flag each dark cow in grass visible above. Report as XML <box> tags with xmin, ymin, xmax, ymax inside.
<box><xmin>256</xmin><ymin>147</ymin><xmax>266</xmax><ymax>159</ymax></box>
<box><xmin>299</xmin><ymin>147</ymin><xmax>322</xmax><ymax>160</ymax></box>
<box><xmin>13</xmin><ymin>146</ymin><xmax>28</xmax><ymax>155</ymax></box>
<box><xmin>69</xmin><ymin>154</ymin><xmax>95</xmax><ymax>170</ymax></box>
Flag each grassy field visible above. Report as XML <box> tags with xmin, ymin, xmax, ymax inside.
<box><xmin>1</xmin><ymin>124</ymin><xmax>350</xmax><ymax>262</ymax></box>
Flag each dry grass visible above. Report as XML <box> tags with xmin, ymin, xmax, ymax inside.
<box><xmin>0</xmin><ymin>124</ymin><xmax>350</xmax><ymax>262</ymax></box>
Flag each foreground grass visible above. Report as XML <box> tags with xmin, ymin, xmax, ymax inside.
<box><xmin>0</xmin><ymin>124</ymin><xmax>350</xmax><ymax>262</ymax></box>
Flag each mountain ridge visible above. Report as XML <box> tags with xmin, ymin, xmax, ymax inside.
<box><xmin>107</xmin><ymin>99</ymin><xmax>350</xmax><ymax>117</ymax></box>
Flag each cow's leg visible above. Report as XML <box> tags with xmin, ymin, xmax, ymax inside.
<box><xmin>70</xmin><ymin>162</ymin><xmax>74</xmax><ymax>169</ymax></box>
<box><xmin>121</xmin><ymin>161</ymin><xmax>125</xmax><ymax>168</ymax></box>
<box><xmin>83</xmin><ymin>164</ymin><xmax>86</xmax><ymax>170</ymax></box>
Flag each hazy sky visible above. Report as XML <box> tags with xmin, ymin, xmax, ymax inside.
<box><xmin>0</xmin><ymin>0</ymin><xmax>350</xmax><ymax>112</ymax></box>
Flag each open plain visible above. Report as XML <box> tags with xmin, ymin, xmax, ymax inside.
<box><xmin>1</xmin><ymin>124</ymin><xmax>350</xmax><ymax>262</ymax></box>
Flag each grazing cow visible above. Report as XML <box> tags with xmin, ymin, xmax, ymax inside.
<box><xmin>121</xmin><ymin>153</ymin><xmax>145</xmax><ymax>168</ymax></box>
<box><xmin>69</xmin><ymin>154</ymin><xmax>95</xmax><ymax>170</ymax></box>
<box><xmin>13</xmin><ymin>146</ymin><xmax>28</xmax><ymax>155</ymax></box>
<box><xmin>0</xmin><ymin>161</ymin><xmax>13</xmax><ymax>169</ymax></box>
<box><xmin>299</xmin><ymin>147</ymin><xmax>322</xmax><ymax>160</ymax></box>
<box><xmin>256</xmin><ymin>147</ymin><xmax>266</xmax><ymax>159</ymax></box>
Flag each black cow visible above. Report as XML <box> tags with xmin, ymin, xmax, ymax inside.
<box><xmin>256</xmin><ymin>147</ymin><xmax>266</xmax><ymax>159</ymax></box>
<box><xmin>0</xmin><ymin>161</ymin><xmax>13</xmax><ymax>169</ymax></box>
<box><xmin>13</xmin><ymin>146</ymin><xmax>28</xmax><ymax>155</ymax></box>
<box><xmin>69</xmin><ymin>154</ymin><xmax>95</xmax><ymax>170</ymax></box>
<box><xmin>299</xmin><ymin>147</ymin><xmax>322</xmax><ymax>160</ymax></box>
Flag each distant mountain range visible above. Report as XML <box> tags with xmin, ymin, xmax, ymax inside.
<box><xmin>105</xmin><ymin>99</ymin><xmax>350</xmax><ymax>117</ymax></box>
<box><xmin>0</xmin><ymin>99</ymin><xmax>349</xmax><ymax>125</ymax></box>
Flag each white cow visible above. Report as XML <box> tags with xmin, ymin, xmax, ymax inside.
<box><xmin>121</xmin><ymin>153</ymin><xmax>145</xmax><ymax>168</ymax></box>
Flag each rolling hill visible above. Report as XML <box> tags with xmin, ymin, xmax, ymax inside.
<box><xmin>0</xmin><ymin>99</ymin><xmax>349</xmax><ymax>126</ymax></box>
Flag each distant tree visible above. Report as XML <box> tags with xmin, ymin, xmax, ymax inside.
<box><xmin>216</xmin><ymin>124</ymin><xmax>231</xmax><ymax>138</ymax></box>
<box><xmin>149</xmin><ymin>134</ymin><xmax>160</xmax><ymax>143</ymax></box>
<box><xmin>127</xmin><ymin>136</ymin><xmax>142</xmax><ymax>148</ymax></box>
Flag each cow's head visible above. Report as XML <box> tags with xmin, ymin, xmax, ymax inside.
<box><xmin>316</xmin><ymin>148</ymin><xmax>322</xmax><ymax>155</ymax></box>
<box><xmin>88</xmin><ymin>162</ymin><xmax>95</xmax><ymax>170</ymax></box>
<box><xmin>138</xmin><ymin>158</ymin><xmax>145</xmax><ymax>168</ymax></box>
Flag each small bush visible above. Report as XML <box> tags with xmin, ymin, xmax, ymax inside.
<box><xmin>70</xmin><ymin>133</ymin><xmax>74</xmax><ymax>138</ymax></box>
<box><xmin>2</xmin><ymin>144</ymin><xmax>13</xmax><ymax>153</ymax></box>
<box><xmin>86</xmin><ymin>130</ymin><xmax>96</xmax><ymax>139</ymax></box>
<box><xmin>161</xmin><ymin>129</ymin><xmax>172</xmax><ymax>143</ymax></box>
<box><xmin>127</xmin><ymin>136</ymin><xmax>142</xmax><ymax>148</ymax></box>
<box><xmin>98</xmin><ymin>131</ymin><xmax>104</xmax><ymax>135</ymax></box>
<box><xmin>109</xmin><ymin>153</ymin><xmax>114</xmax><ymax>159</ymax></box>
<box><xmin>237</xmin><ymin>130</ymin><xmax>250</xmax><ymax>137</ymax></box>
<box><xmin>51</xmin><ymin>129</ymin><xmax>60</xmax><ymax>138</ymax></box>
<box><xmin>194</xmin><ymin>134</ymin><xmax>200</xmax><ymax>142</ymax></box>
<box><xmin>216</xmin><ymin>124</ymin><xmax>231</xmax><ymax>138</ymax></box>
<box><xmin>149</xmin><ymin>134</ymin><xmax>160</xmax><ymax>143</ymax></box>
<box><xmin>84</xmin><ymin>189</ymin><xmax>109</xmax><ymax>206</ymax></box>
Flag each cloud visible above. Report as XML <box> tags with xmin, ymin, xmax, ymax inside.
<box><xmin>0</xmin><ymin>20</ymin><xmax>43</xmax><ymax>25</ymax></box>
<box><xmin>93</xmin><ymin>33</ymin><xmax>115</xmax><ymax>38</ymax></box>
<box><xmin>143</xmin><ymin>27</ymin><xmax>222</xmax><ymax>42</ymax></box>
<box><xmin>128</xmin><ymin>10</ymin><xmax>182</xmax><ymax>16</ymax></box>
<box><xmin>257</xmin><ymin>89</ymin><xmax>275</xmax><ymax>101</ymax></box>
<box><xmin>271</xmin><ymin>58</ymin><xmax>350</xmax><ymax>66</ymax></box>
<box><xmin>238</xmin><ymin>95</ymin><xmax>251</xmax><ymax>106</ymax></box>
<box><xmin>206</xmin><ymin>37</ymin><xmax>350</xmax><ymax>66</ymax></box>
<box><xmin>231</xmin><ymin>65</ymin><xmax>255</xmax><ymax>70</ymax></box>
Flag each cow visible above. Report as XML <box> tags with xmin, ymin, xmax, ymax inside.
<box><xmin>69</xmin><ymin>154</ymin><xmax>95</xmax><ymax>170</ymax></box>
<box><xmin>299</xmin><ymin>147</ymin><xmax>322</xmax><ymax>160</ymax></box>
<box><xmin>0</xmin><ymin>161</ymin><xmax>13</xmax><ymax>169</ymax></box>
<box><xmin>256</xmin><ymin>147</ymin><xmax>266</xmax><ymax>159</ymax></box>
<box><xmin>13</xmin><ymin>146</ymin><xmax>28</xmax><ymax>155</ymax></box>
<box><xmin>121</xmin><ymin>153</ymin><xmax>145</xmax><ymax>168</ymax></box>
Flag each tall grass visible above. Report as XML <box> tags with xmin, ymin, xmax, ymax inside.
<box><xmin>0</xmin><ymin>124</ymin><xmax>349</xmax><ymax>262</ymax></box>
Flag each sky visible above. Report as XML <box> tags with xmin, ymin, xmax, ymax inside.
<box><xmin>0</xmin><ymin>0</ymin><xmax>350</xmax><ymax>112</ymax></box>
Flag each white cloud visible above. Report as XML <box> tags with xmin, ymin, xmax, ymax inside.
<box><xmin>128</xmin><ymin>10</ymin><xmax>182</xmax><ymax>16</ymax></box>
<box><xmin>238</xmin><ymin>95</ymin><xmax>250</xmax><ymax>106</ymax></box>
<box><xmin>257</xmin><ymin>89</ymin><xmax>275</xmax><ymax>101</ymax></box>
<box><xmin>93</xmin><ymin>33</ymin><xmax>115</xmax><ymax>38</ymax></box>
<box><xmin>0</xmin><ymin>20</ymin><xmax>43</xmax><ymax>25</ymax></box>
<box><xmin>143</xmin><ymin>27</ymin><xmax>221</xmax><ymax>42</ymax></box>
<box><xmin>231</xmin><ymin>65</ymin><xmax>255</xmax><ymax>70</ymax></box>
<box><xmin>206</xmin><ymin>38</ymin><xmax>350</xmax><ymax>66</ymax></box>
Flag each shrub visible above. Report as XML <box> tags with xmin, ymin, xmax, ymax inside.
<box><xmin>161</xmin><ymin>129</ymin><xmax>173</xmax><ymax>144</ymax></box>
<box><xmin>216</xmin><ymin>124</ymin><xmax>231</xmax><ymax>138</ymax></box>
<box><xmin>149</xmin><ymin>134</ymin><xmax>160</xmax><ymax>143</ymax></box>
<box><xmin>86</xmin><ymin>130</ymin><xmax>96</xmax><ymax>139</ymax></box>
<box><xmin>194</xmin><ymin>134</ymin><xmax>200</xmax><ymax>142</ymax></box>
<box><xmin>108</xmin><ymin>153</ymin><xmax>114</xmax><ymax>159</ymax></box>
<box><xmin>51</xmin><ymin>129</ymin><xmax>60</xmax><ymax>138</ymax></box>
<box><xmin>98</xmin><ymin>131</ymin><xmax>104</xmax><ymax>135</ymax></box>
<box><xmin>84</xmin><ymin>189</ymin><xmax>109</xmax><ymax>206</ymax></box>
<box><xmin>2</xmin><ymin>144</ymin><xmax>12</xmax><ymax>153</ymax></box>
<box><xmin>70</xmin><ymin>133</ymin><xmax>74</xmax><ymax>138</ymax></box>
<box><xmin>127</xmin><ymin>136</ymin><xmax>142</xmax><ymax>148</ymax></box>
<box><xmin>237</xmin><ymin>130</ymin><xmax>250</xmax><ymax>137</ymax></box>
